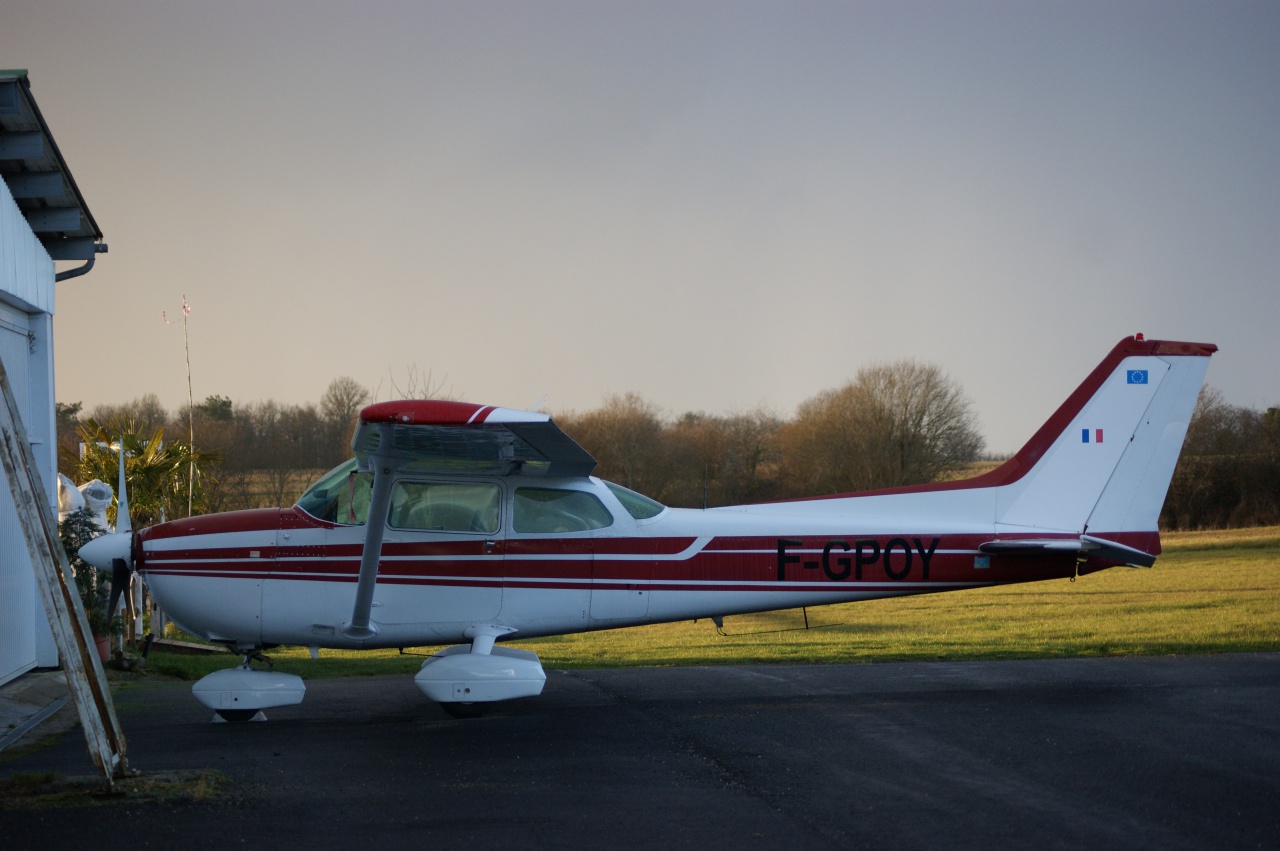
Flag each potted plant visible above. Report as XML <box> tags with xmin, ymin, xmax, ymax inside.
<box><xmin>59</xmin><ymin>507</ymin><xmax>115</xmax><ymax>661</ymax></box>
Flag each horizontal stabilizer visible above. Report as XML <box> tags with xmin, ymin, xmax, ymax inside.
<box><xmin>1080</xmin><ymin>534</ymin><xmax>1158</xmax><ymax>567</ymax></box>
<box><xmin>980</xmin><ymin>535</ymin><xmax>1156</xmax><ymax>567</ymax></box>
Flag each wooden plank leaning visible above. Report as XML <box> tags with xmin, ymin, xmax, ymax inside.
<box><xmin>0</xmin><ymin>355</ymin><xmax>129</xmax><ymax>785</ymax></box>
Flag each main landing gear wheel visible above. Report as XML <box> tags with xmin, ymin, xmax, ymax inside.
<box><xmin>439</xmin><ymin>702</ymin><xmax>485</xmax><ymax>719</ymax></box>
<box><xmin>215</xmin><ymin>709</ymin><xmax>259</xmax><ymax>723</ymax></box>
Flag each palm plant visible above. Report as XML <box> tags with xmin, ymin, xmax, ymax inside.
<box><xmin>73</xmin><ymin>417</ymin><xmax>219</xmax><ymax>526</ymax></box>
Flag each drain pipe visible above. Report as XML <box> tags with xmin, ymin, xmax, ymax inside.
<box><xmin>55</xmin><ymin>255</ymin><xmax>93</xmax><ymax>281</ymax></box>
<box><xmin>54</xmin><ymin>242</ymin><xmax>108</xmax><ymax>282</ymax></box>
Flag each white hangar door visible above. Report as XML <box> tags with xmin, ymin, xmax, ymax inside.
<box><xmin>0</xmin><ymin>302</ymin><xmax>38</xmax><ymax>685</ymax></box>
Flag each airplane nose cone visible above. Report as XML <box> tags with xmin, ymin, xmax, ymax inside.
<box><xmin>78</xmin><ymin>532</ymin><xmax>131</xmax><ymax>571</ymax></box>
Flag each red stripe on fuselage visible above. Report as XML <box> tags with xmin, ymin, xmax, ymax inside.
<box><xmin>139</xmin><ymin>508</ymin><xmax>284</xmax><ymax>541</ymax></box>
<box><xmin>141</xmin><ymin>531</ymin><xmax>1135</xmax><ymax>590</ymax></box>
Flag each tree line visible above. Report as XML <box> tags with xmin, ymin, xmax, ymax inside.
<box><xmin>1160</xmin><ymin>388</ymin><xmax>1280</xmax><ymax>530</ymax></box>
<box><xmin>554</xmin><ymin>360</ymin><xmax>986</xmax><ymax>507</ymax></box>
<box><xmin>58</xmin><ymin>376</ymin><xmax>372</xmax><ymax>519</ymax></box>
<box><xmin>56</xmin><ymin>369</ymin><xmax>1277</xmax><ymax>530</ymax></box>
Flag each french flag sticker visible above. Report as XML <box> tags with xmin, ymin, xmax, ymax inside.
<box><xmin>1082</xmin><ymin>428</ymin><xmax>1104</xmax><ymax>444</ymax></box>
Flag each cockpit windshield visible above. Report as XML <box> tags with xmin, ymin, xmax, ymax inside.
<box><xmin>296</xmin><ymin>459</ymin><xmax>373</xmax><ymax>525</ymax></box>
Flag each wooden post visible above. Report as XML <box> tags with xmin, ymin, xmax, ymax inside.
<box><xmin>0</xmin><ymin>356</ymin><xmax>129</xmax><ymax>785</ymax></box>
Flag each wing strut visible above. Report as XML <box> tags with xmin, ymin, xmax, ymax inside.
<box><xmin>343</xmin><ymin>424</ymin><xmax>400</xmax><ymax>641</ymax></box>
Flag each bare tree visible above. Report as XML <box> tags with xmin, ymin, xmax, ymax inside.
<box><xmin>320</xmin><ymin>376</ymin><xmax>370</xmax><ymax>464</ymax></box>
<box><xmin>779</xmin><ymin>360</ymin><xmax>984</xmax><ymax>495</ymax></box>
<box><xmin>378</xmin><ymin>365</ymin><xmax>452</xmax><ymax>401</ymax></box>
<box><xmin>558</xmin><ymin>393</ymin><xmax>670</xmax><ymax>497</ymax></box>
<box><xmin>714</xmin><ymin>408</ymin><xmax>783</xmax><ymax>504</ymax></box>
<box><xmin>661</xmin><ymin>412</ymin><xmax>721</xmax><ymax>507</ymax></box>
<box><xmin>87</xmin><ymin>394</ymin><xmax>168</xmax><ymax>436</ymax></box>
<box><xmin>663</xmin><ymin>408</ymin><xmax>782</xmax><ymax>507</ymax></box>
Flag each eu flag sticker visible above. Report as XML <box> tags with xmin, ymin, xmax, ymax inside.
<box><xmin>1127</xmin><ymin>370</ymin><xmax>1149</xmax><ymax>384</ymax></box>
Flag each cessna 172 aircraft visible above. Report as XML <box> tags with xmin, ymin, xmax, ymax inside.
<box><xmin>80</xmin><ymin>335</ymin><xmax>1214</xmax><ymax>720</ymax></box>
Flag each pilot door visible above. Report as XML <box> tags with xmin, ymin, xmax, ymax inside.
<box><xmin>372</xmin><ymin>478</ymin><xmax>505</xmax><ymax>627</ymax></box>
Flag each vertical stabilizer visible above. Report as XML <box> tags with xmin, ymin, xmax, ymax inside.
<box><xmin>991</xmin><ymin>337</ymin><xmax>1215</xmax><ymax>537</ymax></box>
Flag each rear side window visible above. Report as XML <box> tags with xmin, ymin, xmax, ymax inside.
<box><xmin>514</xmin><ymin>488</ymin><xmax>614</xmax><ymax>533</ymax></box>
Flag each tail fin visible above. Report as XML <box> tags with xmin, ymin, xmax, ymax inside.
<box><xmin>989</xmin><ymin>336</ymin><xmax>1215</xmax><ymax>541</ymax></box>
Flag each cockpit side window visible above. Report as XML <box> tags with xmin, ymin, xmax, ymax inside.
<box><xmin>296</xmin><ymin>459</ymin><xmax>373</xmax><ymax>525</ymax></box>
<box><xmin>389</xmin><ymin>481</ymin><xmax>500</xmax><ymax>534</ymax></box>
<box><xmin>514</xmin><ymin>488</ymin><xmax>614</xmax><ymax>533</ymax></box>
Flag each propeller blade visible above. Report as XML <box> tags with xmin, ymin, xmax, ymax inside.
<box><xmin>105</xmin><ymin>557</ymin><xmax>131</xmax><ymax>624</ymax></box>
<box><xmin>79</xmin><ymin>439</ymin><xmax>136</xmax><ymax>573</ymax></box>
<box><xmin>115</xmin><ymin>436</ymin><xmax>131</xmax><ymax>535</ymax></box>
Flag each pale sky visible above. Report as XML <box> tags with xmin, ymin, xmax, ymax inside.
<box><xmin>5</xmin><ymin>1</ymin><xmax>1277</xmax><ymax>452</ymax></box>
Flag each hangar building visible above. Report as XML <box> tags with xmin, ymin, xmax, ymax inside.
<box><xmin>0</xmin><ymin>70</ymin><xmax>106</xmax><ymax>686</ymax></box>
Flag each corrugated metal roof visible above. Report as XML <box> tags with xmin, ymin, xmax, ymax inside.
<box><xmin>0</xmin><ymin>70</ymin><xmax>105</xmax><ymax>262</ymax></box>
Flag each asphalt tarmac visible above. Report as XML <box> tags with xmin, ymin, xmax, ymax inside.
<box><xmin>2</xmin><ymin>654</ymin><xmax>1277</xmax><ymax>850</ymax></box>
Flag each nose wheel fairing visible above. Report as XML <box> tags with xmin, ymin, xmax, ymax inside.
<box><xmin>191</xmin><ymin>658</ymin><xmax>306</xmax><ymax>722</ymax></box>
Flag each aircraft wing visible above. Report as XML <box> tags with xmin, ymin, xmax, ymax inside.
<box><xmin>352</xmin><ymin>400</ymin><xmax>596</xmax><ymax>478</ymax></box>
<box><xmin>979</xmin><ymin>535</ymin><xmax>1157</xmax><ymax>567</ymax></box>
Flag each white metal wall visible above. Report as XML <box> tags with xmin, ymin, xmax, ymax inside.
<box><xmin>0</xmin><ymin>178</ymin><xmax>58</xmax><ymax>685</ymax></box>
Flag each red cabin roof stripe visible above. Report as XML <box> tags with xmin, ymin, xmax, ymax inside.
<box><xmin>360</xmin><ymin>400</ymin><xmax>496</xmax><ymax>425</ymax></box>
<box><xmin>358</xmin><ymin>400</ymin><xmax>551</xmax><ymax>426</ymax></box>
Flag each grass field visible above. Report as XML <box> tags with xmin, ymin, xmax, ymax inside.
<box><xmin>144</xmin><ymin>526</ymin><xmax>1280</xmax><ymax>682</ymax></box>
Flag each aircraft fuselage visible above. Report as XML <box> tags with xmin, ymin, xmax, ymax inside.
<box><xmin>137</xmin><ymin>475</ymin><xmax>1107</xmax><ymax>651</ymax></box>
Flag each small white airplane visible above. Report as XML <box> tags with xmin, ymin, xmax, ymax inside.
<box><xmin>81</xmin><ymin>335</ymin><xmax>1214</xmax><ymax>720</ymax></box>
